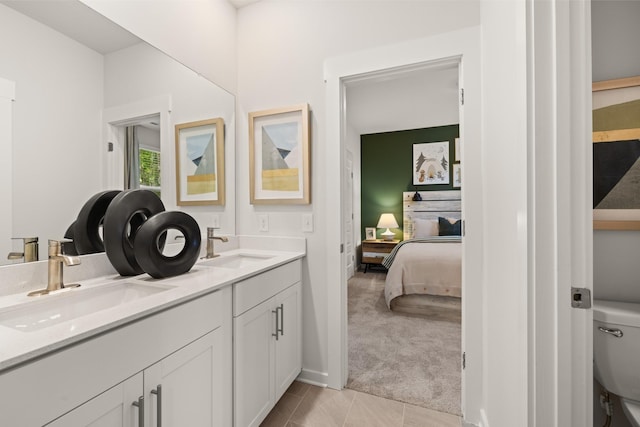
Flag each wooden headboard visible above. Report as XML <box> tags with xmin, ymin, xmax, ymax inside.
<box><xmin>402</xmin><ymin>190</ymin><xmax>461</xmax><ymax>240</ymax></box>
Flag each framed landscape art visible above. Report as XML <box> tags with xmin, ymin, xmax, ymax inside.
<box><xmin>175</xmin><ymin>117</ymin><xmax>225</xmax><ymax>206</ymax></box>
<box><xmin>592</xmin><ymin>76</ymin><xmax>640</xmax><ymax>230</ymax></box>
<box><xmin>249</xmin><ymin>104</ymin><xmax>310</xmax><ymax>204</ymax></box>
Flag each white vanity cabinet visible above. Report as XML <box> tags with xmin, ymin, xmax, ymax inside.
<box><xmin>46</xmin><ymin>372</ymin><xmax>143</xmax><ymax>426</ymax></box>
<box><xmin>0</xmin><ymin>287</ymin><xmax>232</xmax><ymax>427</ymax></box>
<box><xmin>47</xmin><ymin>328</ymin><xmax>225</xmax><ymax>427</ymax></box>
<box><xmin>233</xmin><ymin>260</ymin><xmax>302</xmax><ymax>427</ymax></box>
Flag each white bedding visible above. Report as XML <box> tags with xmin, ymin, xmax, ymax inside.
<box><xmin>384</xmin><ymin>239</ymin><xmax>461</xmax><ymax>308</ymax></box>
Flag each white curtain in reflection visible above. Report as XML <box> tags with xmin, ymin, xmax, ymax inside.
<box><xmin>124</xmin><ymin>126</ymin><xmax>140</xmax><ymax>190</ymax></box>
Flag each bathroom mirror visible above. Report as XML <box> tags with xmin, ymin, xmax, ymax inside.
<box><xmin>0</xmin><ymin>1</ymin><xmax>236</xmax><ymax>265</ymax></box>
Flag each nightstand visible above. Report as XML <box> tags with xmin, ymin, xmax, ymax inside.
<box><xmin>361</xmin><ymin>240</ymin><xmax>399</xmax><ymax>273</ymax></box>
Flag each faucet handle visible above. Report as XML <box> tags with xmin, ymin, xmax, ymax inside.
<box><xmin>48</xmin><ymin>239</ymin><xmax>73</xmax><ymax>255</ymax></box>
<box><xmin>12</xmin><ymin>237</ymin><xmax>38</xmax><ymax>244</ymax></box>
<box><xmin>10</xmin><ymin>237</ymin><xmax>39</xmax><ymax>262</ymax></box>
<box><xmin>207</xmin><ymin>227</ymin><xmax>219</xmax><ymax>238</ymax></box>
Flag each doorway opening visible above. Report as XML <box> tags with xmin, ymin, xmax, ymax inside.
<box><xmin>342</xmin><ymin>62</ymin><xmax>463</xmax><ymax>416</ymax></box>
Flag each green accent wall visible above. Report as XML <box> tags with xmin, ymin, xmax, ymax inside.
<box><xmin>361</xmin><ymin>124</ymin><xmax>460</xmax><ymax>241</ymax></box>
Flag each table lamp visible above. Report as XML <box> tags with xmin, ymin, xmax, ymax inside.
<box><xmin>377</xmin><ymin>213</ymin><xmax>399</xmax><ymax>241</ymax></box>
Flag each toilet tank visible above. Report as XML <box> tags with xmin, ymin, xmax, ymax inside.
<box><xmin>593</xmin><ymin>300</ymin><xmax>640</xmax><ymax>401</ymax></box>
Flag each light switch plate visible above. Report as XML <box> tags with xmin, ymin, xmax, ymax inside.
<box><xmin>302</xmin><ymin>213</ymin><xmax>314</xmax><ymax>232</ymax></box>
<box><xmin>258</xmin><ymin>214</ymin><xmax>269</xmax><ymax>232</ymax></box>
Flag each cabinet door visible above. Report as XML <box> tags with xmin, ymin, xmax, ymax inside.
<box><xmin>234</xmin><ymin>298</ymin><xmax>275</xmax><ymax>427</ymax></box>
<box><xmin>145</xmin><ymin>327</ymin><xmax>229</xmax><ymax>427</ymax></box>
<box><xmin>46</xmin><ymin>373</ymin><xmax>143</xmax><ymax>427</ymax></box>
<box><xmin>274</xmin><ymin>282</ymin><xmax>302</xmax><ymax>401</ymax></box>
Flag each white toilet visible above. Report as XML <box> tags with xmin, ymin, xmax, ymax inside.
<box><xmin>593</xmin><ymin>300</ymin><xmax>640</xmax><ymax>427</ymax></box>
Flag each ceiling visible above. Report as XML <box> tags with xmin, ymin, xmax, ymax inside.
<box><xmin>346</xmin><ymin>63</ymin><xmax>459</xmax><ymax>135</ymax></box>
<box><xmin>0</xmin><ymin>0</ymin><xmax>141</xmax><ymax>54</ymax></box>
<box><xmin>2</xmin><ymin>0</ymin><xmax>458</xmax><ymax>136</ymax></box>
<box><xmin>228</xmin><ymin>0</ymin><xmax>262</xmax><ymax>8</ymax></box>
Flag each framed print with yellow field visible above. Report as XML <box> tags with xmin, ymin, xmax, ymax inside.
<box><xmin>175</xmin><ymin>117</ymin><xmax>225</xmax><ymax>206</ymax></box>
<box><xmin>593</xmin><ymin>76</ymin><xmax>640</xmax><ymax>230</ymax></box>
<box><xmin>249</xmin><ymin>104</ymin><xmax>310</xmax><ymax>204</ymax></box>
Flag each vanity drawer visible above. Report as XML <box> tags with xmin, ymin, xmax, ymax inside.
<box><xmin>233</xmin><ymin>260</ymin><xmax>301</xmax><ymax>316</ymax></box>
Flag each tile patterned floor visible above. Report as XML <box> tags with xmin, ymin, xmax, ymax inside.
<box><xmin>261</xmin><ymin>381</ymin><xmax>462</xmax><ymax>427</ymax></box>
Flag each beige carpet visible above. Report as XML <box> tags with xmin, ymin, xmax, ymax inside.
<box><xmin>346</xmin><ymin>271</ymin><xmax>462</xmax><ymax>416</ymax></box>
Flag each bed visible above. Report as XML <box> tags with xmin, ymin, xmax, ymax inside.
<box><xmin>383</xmin><ymin>191</ymin><xmax>462</xmax><ymax>312</ymax></box>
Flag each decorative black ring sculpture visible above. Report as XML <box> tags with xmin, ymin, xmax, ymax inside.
<box><xmin>63</xmin><ymin>220</ymin><xmax>79</xmax><ymax>255</ymax></box>
<box><xmin>73</xmin><ymin>190</ymin><xmax>121</xmax><ymax>254</ymax></box>
<box><xmin>103</xmin><ymin>189</ymin><xmax>165</xmax><ymax>276</ymax></box>
<box><xmin>133</xmin><ymin>211</ymin><xmax>201</xmax><ymax>279</ymax></box>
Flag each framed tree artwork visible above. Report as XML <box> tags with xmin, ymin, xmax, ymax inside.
<box><xmin>412</xmin><ymin>141</ymin><xmax>450</xmax><ymax>185</ymax></box>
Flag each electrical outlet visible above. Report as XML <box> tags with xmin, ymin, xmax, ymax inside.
<box><xmin>258</xmin><ymin>214</ymin><xmax>269</xmax><ymax>232</ymax></box>
<box><xmin>211</xmin><ymin>215</ymin><xmax>220</xmax><ymax>228</ymax></box>
<box><xmin>302</xmin><ymin>213</ymin><xmax>314</xmax><ymax>232</ymax></box>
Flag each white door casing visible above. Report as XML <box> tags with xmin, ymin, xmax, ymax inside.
<box><xmin>526</xmin><ymin>1</ymin><xmax>593</xmax><ymax>425</ymax></box>
<box><xmin>325</xmin><ymin>26</ymin><xmax>483</xmax><ymax>423</ymax></box>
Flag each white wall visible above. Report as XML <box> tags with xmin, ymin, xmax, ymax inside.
<box><xmin>0</xmin><ymin>3</ymin><xmax>104</xmax><ymax>258</ymax></box>
<box><xmin>80</xmin><ymin>0</ymin><xmax>237</xmax><ymax>93</ymax></box>
<box><xmin>236</xmin><ymin>0</ymin><xmax>480</xmax><ymax>396</ymax></box>
<box><xmin>103</xmin><ymin>42</ymin><xmax>236</xmax><ymax>236</ymax></box>
<box><xmin>592</xmin><ymin>0</ymin><xmax>640</xmax><ymax>82</ymax></box>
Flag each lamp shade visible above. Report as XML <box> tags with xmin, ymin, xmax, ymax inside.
<box><xmin>377</xmin><ymin>213</ymin><xmax>399</xmax><ymax>229</ymax></box>
<box><xmin>377</xmin><ymin>213</ymin><xmax>398</xmax><ymax>241</ymax></box>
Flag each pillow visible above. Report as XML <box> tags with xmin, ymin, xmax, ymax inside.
<box><xmin>438</xmin><ymin>217</ymin><xmax>462</xmax><ymax>236</ymax></box>
<box><xmin>413</xmin><ymin>218</ymin><xmax>438</xmax><ymax>238</ymax></box>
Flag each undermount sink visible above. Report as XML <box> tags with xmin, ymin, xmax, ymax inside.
<box><xmin>198</xmin><ymin>253</ymin><xmax>275</xmax><ymax>269</ymax></box>
<box><xmin>0</xmin><ymin>282</ymin><xmax>173</xmax><ymax>332</ymax></box>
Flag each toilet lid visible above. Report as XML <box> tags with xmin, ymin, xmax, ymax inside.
<box><xmin>593</xmin><ymin>300</ymin><xmax>640</xmax><ymax>327</ymax></box>
<box><xmin>620</xmin><ymin>398</ymin><xmax>640</xmax><ymax>427</ymax></box>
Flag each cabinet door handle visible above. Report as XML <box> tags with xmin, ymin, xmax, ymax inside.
<box><xmin>278</xmin><ymin>303</ymin><xmax>284</xmax><ymax>337</ymax></box>
<box><xmin>132</xmin><ymin>396</ymin><xmax>144</xmax><ymax>427</ymax></box>
<box><xmin>272</xmin><ymin>307</ymin><xmax>280</xmax><ymax>341</ymax></box>
<box><xmin>151</xmin><ymin>384</ymin><xmax>162</xmax><ymax>426</ymax></box>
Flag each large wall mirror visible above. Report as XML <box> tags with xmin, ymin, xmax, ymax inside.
<box><xmin>0</xmin><ymin>1</ymin><xmax>235</xmax><ymax>265</ymax></box>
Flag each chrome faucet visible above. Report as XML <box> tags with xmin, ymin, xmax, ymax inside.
<box><xmin>203</xmin><ymin>227</ymin><xmax>228</xmax><ymax>259</ymax></box>
<box><xmin>28</xmin><ymin>239</ymin><xmax>81</xmax><ymax>296</ymax></box>
<box><xmin>7</xmin><ymin>237</ymin><xmax>39</xmax><ymax>263</ymax></box>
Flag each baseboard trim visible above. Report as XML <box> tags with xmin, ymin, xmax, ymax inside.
<box><xmin>296</xmin><ymin>368</ymin><xmax>329</xmax><ymax>387</ymax></box>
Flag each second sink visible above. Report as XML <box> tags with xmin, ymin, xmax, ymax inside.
<box><xmin>0</xmin><ymin>281</ymin><xmax>173</xmax><ymax>332</ymax></box>
<box><xmin>198</xmin><ymin>253</ymin><xmax>275</xmax><ymax>269</ymax></box>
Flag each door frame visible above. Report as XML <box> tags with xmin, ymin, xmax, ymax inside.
<box><xmin>101</xmin><ymin>95</ymin><xmax>171</xmax><ymax>199</ymax></box>
<box><xmin>324</xmin><ymin>26</ymin><xmax>483</xmax><ymax>422</ymax></box>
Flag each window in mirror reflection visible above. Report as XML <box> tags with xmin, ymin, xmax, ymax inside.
<box><xmin>139</xmin><ymin>147</ymin><xmax>161</xmax><ymax>196</ymax></box>
<box><xmin>125</xmin><ymin>117</ymin><xmax>161</xmax><ymax>197</ymax></box>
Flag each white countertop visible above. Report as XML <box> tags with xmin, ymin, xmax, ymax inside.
<box><xmin>0</xmin><ymin>245</ymin><xmax>305</xmax><ymax>372</ymax></box>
